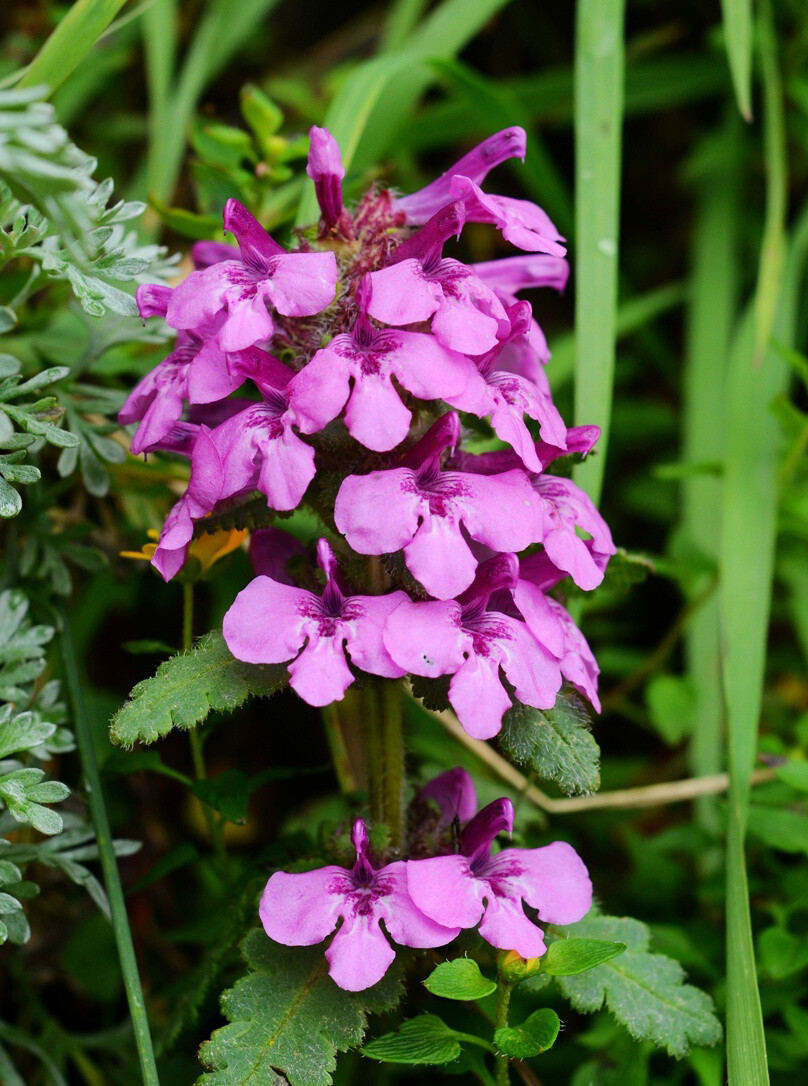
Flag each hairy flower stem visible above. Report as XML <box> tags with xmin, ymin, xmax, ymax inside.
<box><xmin>495</xmin><ymin>980</ymin><xmax>513</xmax><ymax>1086</ymax></box>
<box><xmin>59</xmin><ymin>605</ymin><xmax>160</xmax><ymax>1086</ymax></box>
<box><xmin>362</xmin><ymin>680</ymin><xmax>406</xmax><ymax>852</ymax></box>
<box><xmin>182</xmin><ymin>583</ymin><xmax>226</xmax><ymax>870</ymax></box>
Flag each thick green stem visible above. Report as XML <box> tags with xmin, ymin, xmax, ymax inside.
<box><xmin>59</xmin><ymin>605</ymin><xmax>160</xmax><ymax>1086</ymax></box>
<box><xmin>494</xmin><ymin>981</ymin><xmax>512</xmax><ymax>1086</ymax></box>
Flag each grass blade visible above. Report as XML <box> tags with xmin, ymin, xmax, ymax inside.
<box><xmin>18</xmin><ymin>0</ymin><xmax>130</xmax><ymax>94</ymax></box>
<box><xmin>752</xmin><ymin>0</ymin><xmax>787</xmax><ymax>361</ymax></box>
<box><xmin>720</xmin><ymin>0</ymin><xmax>753</xmax><ymax>121</ymax></box>
<box><xmin>296</xmin><ymin>0</ymin><xmax>516</xmax><ymax>224</ymax></box>
<box><xmin>683</xmin><ymin>122</ymin><xmax>742</xmax><ymax>833</ymax></box>
<box><xmin>571</xmin><ymin>0</ymin><xmax>626</xmax><ymax>507</ymax></box>
<box><xmin>379</xmin><ymin>0</ymin><xmax>430</xmax><ymax>53</ymax></box>
<box><xmin>59</xmin><ymin>604</ymin><xmax>159</xmax><ymax>1086</ymax></box>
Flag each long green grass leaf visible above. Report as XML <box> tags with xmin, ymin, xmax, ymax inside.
<box><xmin>752</xmin><ymin>0</ymin><xmax>787</xmax><ymax>361</ymax></box>
<box><xmin>683</xmin><ymin>122</ymin><xmax>742</xmax><ymax>833</ymax></box>
<box><xmin>720</xmin><ymin>0</ymin><xmax>754</xmax><ymax>121</ymax></box>
<box><xmin>571</xmin><ymin>0</ymin><xmax>626</xmax><ymax>506</ymax></box>
<box><xmin>18</xmin><ymin>0</ymin><xmax>130</xmax><ymax>94</ymax></box>
<box><xmin>296</xmin><ymin>0</ymin><xmax>516</xmax><ymax>224</ymax></box>
<box><xmin>720</xmin><ymin>215</ymin><xmax>808</xmax><ymax>1086</ymax></box>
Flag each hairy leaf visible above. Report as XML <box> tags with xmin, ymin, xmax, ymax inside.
<box><xmin>499</xmin><ymin>692</ymin><xmax>600</xmax><ymax>795</ymax></box>
<box><xmin>541</xmin><ymin>937</ymin><xmax>627</xmax><ymax>976</ymax></box>
<box><xmin>198</xmin><ymin>930</ymin><xmax>402</xmax><ymax>1085</ymax></box>
<box><xmin>494</xmin><ymin>1007</ymin><xmax>560</xmax><ymax>1058</ymax></box>
<box><xmin>110</xmin><ymin>630</ymin><xmax>288</xmax><ymax>747</ymax></box>
<box><xmin>556</xmin><ymin>913</ymin><xmax>722</xmax><ymax>1057</ymax></box>
<box><xmin>363</xmin><ymin>1015</ymin><xmax>463</xmax><ymax>1066</ymax></box>
<box><xmin>424</xmin><ymin>958</ymin><xmax>497</xmax><ymax>1001</ymax></box>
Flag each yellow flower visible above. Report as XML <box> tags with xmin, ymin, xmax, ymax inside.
<box><xmin>121</xmin><ymin>526</ymin><xmax>248</xmax><ymax>577</ymax></box>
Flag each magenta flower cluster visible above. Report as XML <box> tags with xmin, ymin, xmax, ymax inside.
<box><xmin>122</xmin><ymin>124</ymin><xmax>615</xmax><ymax>742</ymax></box>
<box><xmin>260</xmin><ymin>768</ymin><xmax>591</xmax><ymax>991</ymax></box>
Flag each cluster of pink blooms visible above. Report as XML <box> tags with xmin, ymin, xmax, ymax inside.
<box><xmin>261</xmin><ymin>768</ymin><xmax>592</xmax><ymax>991</ymax></box>
<box><xmin>123</xmin><ymin>124</ymin><xmax>615</xmax><ymax>743</ymax></box>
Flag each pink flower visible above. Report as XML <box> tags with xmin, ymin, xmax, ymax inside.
<box><xmin>420</xmin><ymin>766</ymin><xmax>478</xmax><ymax>827</ymax></box>
<box><xmin>261</xmin><ymin>820</ymin><xmax>458</xmax><ymax>992</ymax></box>
<box><xmin>366</xmin><ymin>202</ymin><xmax>509</xmax><ymax>354</ymax></box>
<box><xmin>307</xmin><ymin>125</ymin><xmax>346</xmax><ymax>228</ymax></box>
<box><xmin>334</xmin><ymin>413</ymin><xmax>542</xmax><ymax>601</ymax></box>
<box><xmin>288</xmin><ymin>277</ymin><xmax>478</xmax><ymax>452</ymax></box>
<box><xmin>450</xmin><ymin>175</ymin><xmax>566</xmax><ymax>257</ymax></box>
<box><xmin>223</xmin><ymin>539</ymin><xmax>407</xmax><ymax>707</ymax></box>
<box><xmin>166</xmin><ymin>200</ymin><xmax>337</xmax><ymax>352</ymax></box>
<box><xmin>394</xmin><ymin>127</ymin><xmax>527</xmax><ymax>223</ymax></box>
<box><xmin>383</xmin><ymin>554</ymin><xmax>563</xmax><ymax>739</ymax></box>
<box><xmin>407</xmin><ymin>796</ymin><xmax>591</xmax><ymax>958</ymax></box>
<box><xmin>191</xmin><ymin>351</ymin><xmax>316</xmax><ymax>513</ymax></box>
<box><xmin>444</xmin><ymin>301</ymin><xmax>567</xmax><ymax>467</ymax></box>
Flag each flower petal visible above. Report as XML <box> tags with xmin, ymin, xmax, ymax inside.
<box><xmin>222</xmin><ymin>575</ymin><xmax>311</xmax><ymax>664</ymax></box>
<box><xmin>376</xmin><ymin>861</ymin><xmax>461</xmax><ymax>946</ymax></box>
<box><xmin>343</xmin><ymin>591</ymin><xmax>409</xmax><ymax>679</ymax></box>
<box><xmin>259</xmin><ymin>867</ymin><xmax>349</xmax><ymax>946</ymax></box>
<box><xmin>344</xmin><ymin>373</ymin><xmax>412</xmax><ymax>451</ymax></box>
<box><xmin>500</xmin><ymin>841</ymin><xmax>593</xmax><ymax>925</ymax></box>
<box><xmin>383</xmin><ymin>599</ymin><xmax>468</xmax><ymax>677</ymax></box>
<box><xmin>287</xmin><ymin>344</ymin><xmax>353</xmax><ymax>434</ymax></box>
<box><xmin>265</xmin><ymin>251</ymin><xmax>338</xmax><ymax>316</ymax></box>
<box><xmin>404</xmin><ymin>514</ymin><xmax>479</xmax><ymax>599</ymax></box>
<box><xmin>420</xmin><ymin>767</ymin><xmax>478</xmax><ymax>826</ymax></box>
<box><xmin>406</xmin><ymin>855</ymin><xmax>485</xmax><ymax>929</ymax></box>
<box><xmin>477</xmin><ymin>892</ymin><xmax>547</xmax><ymax>958</ymax></box>
<box><xmin>367</xmin><ymin>260</ymin><xmax>442</xmax><ymax>326</ymax></box>
<box><xmin>334</xmin><ymin>469</ymin><xmax>423</xmax><ymax>555</ymax></box>
<box><xmin>449</xmin><ymin>654</ymin><xmax>513</xmax><ymax>740</ymax></box>
<box><xmin>326</xmin><ymin>912</ymin><xmax>396</xmax><ymax>992</ymax></box>
<box><xmin>288</xmin><ymin>635</ymin><xmax>355</xmax><ymax>706</ymax></box>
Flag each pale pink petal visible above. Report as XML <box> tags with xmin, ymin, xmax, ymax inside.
<box><xmin>166</xmin><ymin>262</ymin><xmax>248</xmax><ymax>330</ymax></box>
<box><xmin>187</xmin><ymin>338</ymin><xmax>242</xmax><ymax>404</ymax></box>
<box><xmin>344</xmin><ymin>373</ymin><xmax>412</xmax><ymax>451</ymax></box>
<box><xmin>449</xmin><ymin>655</ymin><xmax>512</xmax><ymax>740</ymax></box>
<box><xmin>259</xmin><ymin>867</ymin><xmax>349</xmax><ymax>946</ymax></box>
<box><xmin>287</xmin><ymin>345</ymin><xmax>352</xmax><ymax>434</ymax></box>
<box><xmin>334</xmin><ymin>470</ymin><xmax>423</xmax><ymax>555</ymax></box>
<box><xmin>477</xmin><ymin>893</ymin><xmax>547</xmax><ymax>958</ymax></box>
<box><xmin>406</xmin><ymin>855</ymin><xmax>485</xmax><ymax>929</ymax></box>
<box><xmin>500</xmin><ymin>841</ymin><xmax>592</xmax><ymax>924</ymax></box>
<box><xmin>376</xmin><ymin>862</ymin><xmax>461</xmax><ymax>946</ymax></box>
<box><xmin>388</xmin><ymin>331</ymin><xmax>478</xmax><ymax>401</ymax></box>
<box><xmin>217</xmin><ymin>290</ymin><xmax>275</xmax><ymax>352</ymax></box>
<box><xmin>343</xmin><ymin>591</ymin><xmax>409</xmax><ymax>679</ymax></box>
<box><xmin>512</xmin><ymin>578</ymin><xmax>566</xmax><ymax>658</ymax></box>
<box><xmin>367</xmin><ymin>260</ymin><xmax>442</xmax><ymax>326</ymax></box>
<box><xmin>265</xmin><ymin>251</ymin><xmax>337</xmax><ymax>316</ymax></box>
<box><xmin>404</xmin><ymin>514</ymin><xmax>478</xmax><ymax>599</ymax></box>
<box><xmin>497</xmin><ymin>615</ymin><xmax>563</xmax><ymax>711</ymax></box>
<box><xmin>325</xmin><ymin>913</ymin><xmax>395</xmax><ymax>992</ymax></box>
<box><xmin>472</xmin><ymin>254</ymin><xmax>569</xmax><ymax>294</ymax></box>
<box><xmin>222</xmin><ymin>576</ymin><xmax>310</xmax><ymax>663</ymax></box>
<box><xmin>223</xmin><ymin>199</ymin><xmax>285</xmax><ymax>265</ymax></box>
<box><xmin>451</xmin><ymin>176</ymin><xmax>566</xmax><ymax>257</ymax></box>
<box><xmin>192</xmin><ymin>240</ymin><xmax>238</xmax><ymax>269</ymax></box>
<box><xmin>288</xmin><ymin>635</ymin><xmax>355</xmax><ymax>706</ymax></box>
<box><xmin>256</xmin><ymin>429</ymin><xmax>316</xmax><ymax>510</ymax></box>
<box><xmin>383</xmin><ymin>599</ymin><xmax>468</xmax><ymax>677</ymax></box>
<box><xmin>543</xmin><ymin>528</ymin><xmax>605</xmax><ymax>591</ymax></box>
<box><xmin>451</xmin><ymin>470</ymin><xmax>542</xmax><ymax>553</ymax></box>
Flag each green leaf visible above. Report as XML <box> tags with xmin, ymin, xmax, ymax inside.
<box><xmin>18</xmin><ymin>0</ymin><xmax>130</xmax><ymax>95</ymax></box>
<box><xmin>110</xmin><ymin>631</ymin><xmax>288</xmax><ymax>747</ymax></box>
<box><xmin>645</xmin><ymin>675</ymin><xmax>694</xmax><ymax>745</ymax></box>
<box><xmin>494</xmin><ymin>1007</ymin><xmax>560</xmax><ymax>1059</ymax></box>
<box><xmin>198</xmin><ymin>930</ymin><xmax>402</xmax><ymax>1085</ymax></box>
<box><xmin>541</xmin><ymin>938</ymin><xmax>626</xmax><ymax>976</ymax></box>
<box><xmin>424</xmin><ymin>958</ymin><xmax>497</xmax><ymax>1001</ymax></box>
<box><xmin>499</xmin><ymin>693</ymin><xmax>600</xmax><ymax>795</ymax></box>
<box><xmin>776</xmin><ymin>760</ymin><xmax>808</xmax><ymax>792</ymax></box>
<box><xmin>746</xmin><ymin>806</ymin><xmax>808</xmax><ymax>854</ymax></box>
<box><xmin>757</xmin><ymin>926</ymin><xmax>808</xmax><ymax>980</ymax></box>
<box><xmin>363</xmin><ymin>1015</ymin><xmax>462</xmax><ymax>1066</ymax></box>
<box><xmin>191</xmin><ymin>770</ymin><xmax>250</xmax><ymax>824</ymax></box>
<box><xmin>556</xmin><ymin>913</ymin><xmax>722</xmax><ymax>1058</ymax></box>
<box><xmin>719</xmin><ymin>0</ymin><xmax>753</xmax><ymax>121</ymax></box>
